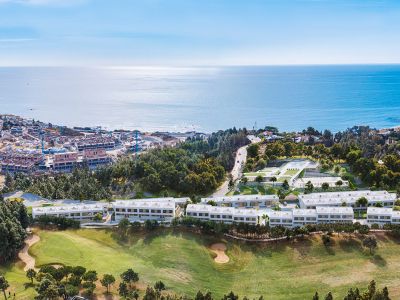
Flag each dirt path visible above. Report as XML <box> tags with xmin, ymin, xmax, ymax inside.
<box><xmin>210</xmin><ymin>243</ymin><xmax>229</xmax><ymax>264</ymax></box>
<box><xmin>18</xmin><ymin>234</ymin><xmax>40</xmax><ymax>271</ymax></box>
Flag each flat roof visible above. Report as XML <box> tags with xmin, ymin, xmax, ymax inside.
<box><xmin>315</xmin><ymin>206</ymin><xmax>354</xmax><ymax>214</ymax></box>
<box><xmin>201</xmin><ymin>195</ymin><xmax>278</xmax><ymax>203</ymax></box>
<box><xmin>114</xmin><ymin>200</ymin><xmax>175</xmax><ymax>209</ymax></box>
<box><xmin>292</xmin><ymin>209</ymin><xmax>317</xmax><ymax>216</ymax></box>
<box><xmin>299</xmin><ymin>190</ymin><xmax>396</xmax><ymax>205</ymax></box>
<box><xmin>33</xmin><ymin>204</ymin><xmax>105</xmax><ymax>214</ymax></box>
<box><xmin>266</xmin><ymin>210</ymin><xmax>293</xmax><ymax>219</ymax></box>
<box><xmin>367</xmin><ymin>207</ymin><xmax>393</xmax><ymax>214</ymax></box>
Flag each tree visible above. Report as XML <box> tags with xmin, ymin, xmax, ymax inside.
<box><xmin>375</xmin><ymin>202</ymin><xmax>383</xmax><ymax>208</ymax></box>
<box><xmin>241</xmin><ymin>177</ymin><xmax>248</xmax><ymax>185</ymax></box>
<box><xmin>118</xmin><ymin>218</ymin><xmax>131</xmax><ymax>237</ymax></box>
<box><xmin>223</xmin><ymin>291</ymin><xmax>239</xmax><ymax>300</ymax></box>
<box><xmin>363</xmin><ymin>236</ymin><xmax>377</xmax><ymax>254</ymax></box>
<box><xmin>341</xmin><ymin>201</ymin><xmax>347</xmax><ymax>207</ymax></box>
<box><xmin>335</xmin><ymin>180</ymin><xmax>343</xmax><ymax>187</ymax></box>
<box><xmin>143</xmin><ymin>286</ymin><xmax>158</xmax><ymax>300</ymax></box>
<box><xmin>312</xmin><ymin>292</ymin><xmax>319</xmax><ymax>300</ymax></box>
<box><xmin>82</xmin><ymin>270</ymin><xmax>98</xmax><ymax>283</ymax></box>
<box><xmin>228</xmin><ymin>176</ymin><xmax>234</xmax><ymax>190</ymax></box>
<box><xmin>26</xmin><ymin>268</ymin><xmax>37</xmax><ymax>284</ymax></box>
<box><xmin>154</xmin><ymin>281</ymin><xmax>166</xmax><ymax>292</ymax></box>
<box><xmin>118</xmin><ymin>282</ymin><xmax>129</xmax><ymax>297</ymax></box>
<box><xmin>322</xmin><ymin>234</ymin><xmax>331</xmax><ymax>246</ymax></box>
<box><xmin>282</xmin><ymin>180</ymin><xmax>289</xmax><ymax>190</ymax></box>
<box><xmin>100</xmin><ymin>274</ymin><xmax>115</xmax><ymax>294</ymax></box>
<box><xmin>255</xmin><ymin>175</ymin><xmax>264</xmax><ymax>183</ymax></box>
<box><xmin>321</xmin><ymin>182</ymin><xmax>329</xmax><ymax>191</ymax></box>
<box><xmin>120</xmin><ymin>268</ymin><xmax>139</xmax><ymax>289</ymax></box>
<box><xmin>0</xmin><ymin>276</ymin><xmax>9</xmax><ymax>300</ymax></box>
<box><xmin>270</xmin><ymin>176</ymin><xmax>277</xmax><ymax>186</ymax></box>
<box><xmin>247</xmin><ymin>144</ymin><xmax>259</xmax><ymax>158</ymax></box>
<box><xmin>324</xmin><ymin>292</ymin><xmax>333</xmax><ymax>300</ymax></box>
<box><xmin>356</xmin><ymin>197</ymin><xmax>368</xmax><ymax>208</ymax></box>
<box><xmin>305</xmin><ymin>181</ymin><xmax>314</xmax><ymax>193</ymax></box>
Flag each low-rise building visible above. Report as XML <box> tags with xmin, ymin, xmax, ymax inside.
<box><xmin>186</xmin><ymin>204</ymin><xmax>264</xmax><ymax>225</ymax></box>
<box><xmin>299</xmin><ymin>190</ymin><xmax>396</xmax><ymax>210</ymax></box>
<box><xmin>83</xmin><ymin>149</ymin><xmax>112</xmax><ymax>169</ymax></box>
<box><xmin>267</xmin><ymin>210</ymin><xmax>293</xmax><ymax>227</ymax></box>
<box><xmin>293</xmin><ymin>177</ymin><xmax>349</xmax><ymax>189</ymax></box>
<box><xmin>113</xmin><ymin>199</ymin><xmax>182</xmax><ymax>223</ymax></box>
<box><xmin>32</xmin><ymin>204</ymin><xmax>106</xmax><ymax>221</ymax></box>
<box><xmin>201</xmin><ymin>195</ymin><xmax>279</xmax><ymax>208</ymax></box>
<box><xmin>315</xmin><ymin>206</ymin><xmax>354</xmax><ymax>224</ymax></box>
<box><xmin>292</xmin><ymin>209</ymin><xmax>317</xmax><ymax>227</ymax></box>
<box><xmin>52</xmin><ymin>152</ymin><xmax>79</xmax><ymax>172</ymax></box>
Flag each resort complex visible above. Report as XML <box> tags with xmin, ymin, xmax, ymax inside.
<box><xmin>31</xmin><ymin>190</ymin><xmax>400</xmax><ymax>228</ymax></box>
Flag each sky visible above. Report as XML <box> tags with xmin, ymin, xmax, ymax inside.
<box><xmin>0</xmin><ymin>0</ymin><xmax>399</xmax><ymax>66</ymax></box>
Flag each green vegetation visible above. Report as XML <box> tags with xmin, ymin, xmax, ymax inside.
<box><xmin>0</xmin><ymin>197</ymin><xmax>28</xmax><ymax>263</ymax></box>
<box><xmin>4</xmin><ymin>229</ymin><xmax>400</xmax><ymax>299</ymax></box>
<box><xmin>283</xmin><ymin>169</ymin><xmax>299</xmax><ymax>176</ymax></box>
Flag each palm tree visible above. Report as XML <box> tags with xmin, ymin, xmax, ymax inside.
<box><xmin>270</xmin><ymin>176</ymin><xmax>277</xmax><ymax>187</ymax></box>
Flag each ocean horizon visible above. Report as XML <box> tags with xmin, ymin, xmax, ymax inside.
<box><xmin>1</xmin><ymin>64</ymin><xmax>400</xmax><ymax>133</ymax></box>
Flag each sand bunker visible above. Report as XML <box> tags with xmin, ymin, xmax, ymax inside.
<box><xmin>18</xmin><ymin>234</ymin><xmax>40</xmax><ymax>271</ymax></box>
<box><xmin>210</xmin><ymin>243</ymin><xmax>229</xmax><ymax>264</ymax></box>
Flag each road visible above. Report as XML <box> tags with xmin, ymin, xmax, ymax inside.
<box><xmin>212</xmin><ymin>144</ymin><xmax>249</xmax><ymax>197</ymax></box>
<box><xmin>212</xmin><ymin>135</ymin><xmax>260</xmax><ymax>197</ymax></box>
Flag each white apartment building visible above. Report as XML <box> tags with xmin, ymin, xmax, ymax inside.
<box><xmin>367</xmin><ymin>207</ymin><xmax>400</xmax><ymax>225</ymax></box>
<box><xmin>32</xmin><ymin>204</ymin><xmax>107</xmax><ymax>221</ymax></box>
<box><xmin>32</xmin><ymin>197</ymin><xmax>188</xmax><ymax>224</ymax></box>
<box><xmin>315</xmin><ymin>206</ymin><xmax>354</xmax><ymax>224</ymax></box>
<box><xmin>113</xmin><ymin>199</ymin><xmax>181</xmax><ymax>223</ymax></box>
<box><xmin>266</xmin><ymin>210</ymin><xmax>293</xmax><ymax>228</ymax></box>
<box><xmin>186</xmin><ymin>204</ymin><xmax>264</xmax><ymax>225</ymax></box>
<box><xmin>201</xmin><ymin>195</ymin><xmax>279</xmax><ymax>208</ymax></box>
<box><xmin>292</xmin><ymin>209</ymin><xmax>317</xmax><ymax>227</ymax></box>
<box><xmin>299</xmin><ymin>190</ymin><xmax>396</xmax><ymax>210</ymax></box>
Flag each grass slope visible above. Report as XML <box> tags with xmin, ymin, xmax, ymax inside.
<box><xmin>4</xmin><ymin>229</ymin><xmax>400</xmax><ymax>299</ymax></box>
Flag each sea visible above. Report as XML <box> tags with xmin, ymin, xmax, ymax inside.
<box><xmin>0</xmin><ymin>65</ymin><xmax>400</xmax><ymax>133</ymax></box>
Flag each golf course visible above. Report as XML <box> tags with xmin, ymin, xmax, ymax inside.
<box><xmin>2</xmin><ymin>229</ymin><xmax>400</xmax><ymax>299</ymax></box>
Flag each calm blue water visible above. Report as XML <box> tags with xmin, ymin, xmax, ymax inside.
<box><xmin>0</xmin><ymin>65</ymin><xmax>399</xmax><ymax>132</ymax></box>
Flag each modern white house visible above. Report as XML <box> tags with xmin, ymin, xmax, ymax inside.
<box><xmin>292</xmin><ymin>209</ymin><xmax>317</xmax><ymax>227</ymax></box>
<box><xmin>113</xmin><ymin>199</ymin><xmax>182</xmax><ymax>223</ymax></box>
<box><xmin>266</xmin><ymin>210</ymin><xmax>293</xmax><ymax>228</ymax></box>
<box><xmin>293</xmin><ymin>177</ymin><xmax>349</xmax><ymax>189</ymax></box>
<box><xmin>315</xmin><ymin>206</ymin><xmax>354</xmax><ymax>224</ymax></box>
<box><xmin>32</xmin><ymin>204</ymin><xmax>107</xmax><ymax>221</ymax></box>
<box><xmin>200</xmin><ymin>195</ymin><xmax>279</xmax><ymax>208</ymax></box>
<box><xmin>299</xmin><ymin>190</ymin><xmax>396</xmax><ymax>210</ymax></box>
<box><xmin>186</xmin><ymin>204</ymin><xmax>264</xmax><ymax>225</ymax></box>
<box><xmin>32</xmin><ymin>197</ymin><xmax>188</xmax><ymax>224</ymax></box>
<box><xmin>367</xmin><ymin>207</ymin><xmax>400</xmax><ymax>225</ymax></box>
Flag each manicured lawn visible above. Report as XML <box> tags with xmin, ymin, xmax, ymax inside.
<box><xmin>5</xmin><ymin>229</ymin><xmax>400</xmax><ymax>299</ymax></box>
<box><xmin>283</xmin><ymin>169</ymin><xmax>299</xmax><ymax>176</ymax></box>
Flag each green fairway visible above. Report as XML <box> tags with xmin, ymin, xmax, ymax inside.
<box><xmin>5</xmin><ymin>229</ymin><xmax>400</xmax><ymax>299</ymax></box>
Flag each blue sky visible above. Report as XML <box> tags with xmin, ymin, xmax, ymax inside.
<box><xmin>0</xmin><ymin>0</ymin><xmax>399</xmax><ymax>66</ymax></box>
